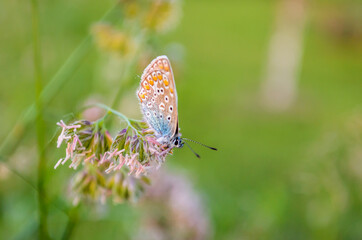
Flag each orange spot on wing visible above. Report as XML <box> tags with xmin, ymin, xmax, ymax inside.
<box><xmin>162</xmin><ymin>60</ymin><xmax>170</xmax><ymax>71</ymax></box>
<box><xmin>138</xmin><ymin>92</ymin><xmax>145</xmax><ymax>98</ymax></box>
<box><xmin>147</xmin><ymin>75</ymin><xmax>154</xmax><ymax>85</ymax></box>
<box><xmin>143</xmin><ymin>81</ymin><xmax>150</xmax><ymax>90</ymax></box>
<box><xmin>157</xmin><ymin>60</ymin><xmax>163</xmax><ymax>69</ymax></box>
<box><xmin>170</xmin><ymin>87</ymin><xmax>174</xmax><ymax>93</ymax></box>
<box><xmin>138</xmin><ymin>93</ymin><xmax>144</xmax><ymax>102</ymax></box>
<box><xmin>163</xmin><ymin>79</ymin><xmax>169</xmax><ymax>86</ymax></box>
<box><xmin>157</xmin><ymin>72</ymin><xmax>162</xmax><ymax>80</ymax></box>
<box><xmin>164</xmin><ymin>64</ymin><xmax>169</xmax><ymax>71</ymax></box>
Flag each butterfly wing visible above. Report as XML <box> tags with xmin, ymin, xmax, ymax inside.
<box><xmin>137</xmin><ymin>56</ymin><xmax>179</xmax><ymax>143</ymax></box>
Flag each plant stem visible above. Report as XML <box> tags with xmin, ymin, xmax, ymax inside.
<box><xmin>96</xmin><ymin>103</ymin><xmax>140</xmax><ymax>133</ymax></box>
<box><xmin>31</xmin><ymin>0</ymin><xmax>49</xmax><ymax>239</ymax></box>
<box><xmin>61</xmin><ymin>205</ymin><xmax>80</xmax><ymax>240</ymax></box>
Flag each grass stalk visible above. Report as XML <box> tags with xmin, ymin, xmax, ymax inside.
<box><xmin>61</xmin><ymin>205</ymin><xmax>80</xmax><ymax>240</ymax></box>
<box><xmin>30</xmin><ymin>0</ymin><xmax>49</xmax><ymax>239</ymax></box>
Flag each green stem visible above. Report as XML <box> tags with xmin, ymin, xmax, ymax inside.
<box><xmin>61</xmin><ymin>205</ymin><xmax>80</xmax><ymax>240</ymax></box>
<box><xmin>31</xmin><ymin>0</ymin><xmax>49</xmax><ymax>239</ymax></box>
<box><xmin>95</xmin><ymin>103</ymin><xmax>140</xmax><ymax>133</ymax></box>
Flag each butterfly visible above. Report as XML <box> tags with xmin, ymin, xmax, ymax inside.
<box><xmin>137</xmin><ymin>55</ymin><xmax>216</xmax><ymax>157</ymax></box>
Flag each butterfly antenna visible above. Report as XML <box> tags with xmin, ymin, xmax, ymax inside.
<box><xmin>183</xmin><ymin>141</ymin><xmax>201</xmax><ymax>159</ymax></box>
<box><xmin>182</xmin><ymin>138</ymin><xmax>217</xmax><ymax>151</ymax></box>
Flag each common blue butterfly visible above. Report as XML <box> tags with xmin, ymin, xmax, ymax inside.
<box><xmin>137</xmin><ymin>56</ymin><xmax>216</xmax><ymax>157</ymax></box>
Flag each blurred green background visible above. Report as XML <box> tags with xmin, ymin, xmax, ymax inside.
<box><xmin>0</xmin><ymin>0</ymin><xmax>361</xmax><ymax>239</ymax></box>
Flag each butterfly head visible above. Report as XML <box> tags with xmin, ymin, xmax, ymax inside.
<box><xmin>172</xmin><ymin>135</ymin><xmax>184</xmax><ymax>148</ymax></box>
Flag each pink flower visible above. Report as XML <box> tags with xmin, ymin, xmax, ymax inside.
<box><xmin>55</xmin><ymin>117</ymin><xmax>173</xmax><ymax>204</ymax></box>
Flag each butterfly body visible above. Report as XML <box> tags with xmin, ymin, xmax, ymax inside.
<box><xmin>137</xmin><ymin>55</ymin><xmax>183</xmax><ymax>148</ymax></box>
